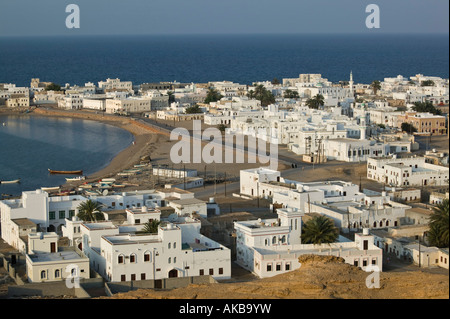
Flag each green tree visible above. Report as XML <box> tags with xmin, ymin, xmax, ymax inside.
<box><xmin>301</xmin><ymin>215</ymin><xmax>339</xmax><ymax>244</ymax></box>
<box><xmin>142</xmin><ymin>219</ymin><xmax>161</xmax><ymax>234</ymax></box>
<box><xmin>370</xmin><ymin>80</ymin><xmax>381</xmax><ymax>95</ymax></box>
<box><xmin>427</xmin><ymin>199</ymin><xmax>449</xmax><ymax>248</ymax></box>
<box><xmin>248</xmin><ymin>85</ymin><xmax>275</xmax><ymax>106</ymax></box>
<box><xmin>271</xmin><ymin>78</ymin><xmax>280</xmax><ymax>85</ymax></box>
<box><xmin>45</xmin><ymin>83</ymin><xmax>62</xmax><ymax>91</ymax></box>
<box><xmin>284</xmin><ymin>89</ymin><xmax>299</xmax><ymax>99</ymax></box>
<box><xmin>167</xmin><ymin>91</ymin><xmax>175</xmax><ymax>104</ymax></box>
<box><xmin>412</xmin><ymin>101</ymin><xmax>442</xmax><ymax>115</ymax></box>
<box><xmin>421</xmin><ymin>80</ymin><xmax>435</xmax><ymax>87</ymax></box>
<box><xmin>77</xmin><ymin>200</ymin><xmax>105</xmax><ymax>222</ymax></box>
<box><xmin>217</xmin><ymin>124</ymin><xmax>227</xmax><ymax>132</ymax></box>
<box><xmin>306</xmin><ymin>94</ymin><xmax>325</xmax><ymax>110</ymax></box>
<box><xmin>185</xmin><ymin>104</ymin><xmax>203</xmax><ymax>114</ymax></box>
<box><xmin>204</xmin><ymin>88</ymin><xmax>223</xmax><ymax>104</ymax></box>
<box><xmin>401</xmin><ymin>122</ymin><xmax>417</xmax><ymax>134</ymax></box>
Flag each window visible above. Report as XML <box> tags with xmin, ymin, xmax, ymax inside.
<box><xmin>41</xmin><ymin>270</ymin><xmax>46</xmax><ymax>279</ymax></box>
<box><xmin>285</xmin><ymin>263</ymin><xmax>291</xmax><ymax>271</ymax></box>
<box><xmin>354</xmin><ymin>260</ymin><xmax>359</xmax><ymax>267</ymax></box>
<box><xmin>130</xmin><ymin>254</ymin><xmax>136</xmax><ymax>263</ymax></box>
<box><xmin>168</xmin><ymin>242</ymin><xmax>171</xmax><ymax>249</ymax></box>
<box><xmin>118</xmin><ymin>255</ymin><xmax>124</xmax><ymax>264</ymax></box>
<box><xmin>131</xmin><ymin>274</ymin><xmax>136</xmax><ymax>281</ymax></box>
<box><xmin>141</xmin><ymin>273</ymin><xmax>146</xmax><ymax>280</ymax></box>
<box><xmin>49</xmin><ymin>211</ymin><xmax>55</xmax><ymax>220</ymax></box>
<box><xmin>69</xmin><ymin>210</ymin><xmax>75</xmax><ymax>218</ymax></box>
<box><xmin>59</xmin><ymin>211</ymin><xmax>66</xmax><ymax>219</ymax></box>
<box><xmin>209</xmin><ymin>269</ymin><xmax>214</xmax><ymax>275</ymax></box>
<box><xmin>121</xmin><ymin>275</ymin><xmax>126</xmax><ymax>282</ymax></box>
<box><xmin>144</xmin><ymin>252</ymin><xmax>151</xmax><ymax>262</ymax></box>
<box><xmin>363</xmin><ymin>259</ymin><xmax>368</xmax><ymax>267</ymax></box>
<box><xmin>200</xmin><ymin>269</ymin><xmax>204</xmax><ymax>276</ymax></box>
<box><xmin>168</xmin><ymin>257</ymin><xmax>171</xmax><ymax>264</ymax></box>
<box><xmin>276</xmin><ymin>263</ymin><xmax>282</xmax><ymax>271</ymax></box>
<box><xmin>55</xmin><ymin>269</ymin><xmax>60</xmax><ymax>278</ymax></box>
<box><xmin>267</xmin><ymin>264</ymin><xmax>272</xmax><ymax>272</ymax></box>
<box><xmin>219</xmin><ymin>268</ymin><xmax>223</xmax><ymax>275</ymax></box>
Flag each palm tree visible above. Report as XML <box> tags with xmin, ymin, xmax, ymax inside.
<box><xmin>204</xmin><ymin>88</ymin><xmax>223</xmax><ymax>104</ymax></box>
<box><xmin>142</xmin><ymin>219</ymin><xmax>161</xmax><ymax>234</ymax></box>
<box><xmin>77</xmin><ymin>199</ymin><xmax>105</xmax><ymax>222</ymax></box>
<box><xmin>301</xmin><ymin>215</ymin><xmax>339</xmax><ymax>244</ymax></box>
<box><xmin>370</xmin><ymin>80</ymin><xmax>381</xmax><ymax>95</ymax></box>
<box><xmin>428</xmin><ymin>199</ymin><xmax>449</xmax><ymax>248</ymax></box>
<box><xmin>306</xmin><ymin>94</ymin><xmax>324</xmax><ymax>110</ymax></box>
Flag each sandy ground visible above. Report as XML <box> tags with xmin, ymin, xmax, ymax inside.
<box><xmin>99</xmin><ymin>255</ymin><xmax>449</xmax><ymax>299</ymax></box>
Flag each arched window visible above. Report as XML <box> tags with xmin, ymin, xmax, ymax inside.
<box><xmin>130</xmin><ymin>253</ymin><xmax>136</xmax><ymax>263</ymax></box>
<box><xmin>144</xmin><ymin>251</ymin><xmax>151</xmax><ymax>262</ymax></box>
<box><xmin>55</xmin><ymin>269</ymin><xmax>60</xmax><ymax>278</ymax></box>
<box><xmin>373</xmin><ymin>221</ymin><xmax>377</xmax><ymax>228</ymax></box>
<box><xmin>41</xmin><ymin>270</ymin><xmax>46</xmax><ymax>279</ymax></box>
<box><xmin>272</xmin><ymin>236</ymin><xmax>277</xmax><ymax>244</ymax></box>
<box><xmin>265</xmin><ymin>239</ymin><xmax>269</xmax><ymax>246</ymax></box>
<box><xmin>386</xmin><ymin>220</ymin><xmax>390</xmax><ymax>227</ymax></box>
<box><xmin>118</xmin><ymin>254</ymin><xmax>124</xmax><ymax>264</ymax></box>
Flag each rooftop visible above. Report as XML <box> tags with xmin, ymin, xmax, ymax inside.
<box><xmin>28</xmin><ymin>248</ymin><xmax>87</xmax><ymax>263</ymax></box>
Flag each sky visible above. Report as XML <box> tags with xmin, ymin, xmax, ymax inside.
<box><xmin>0</xmin><ymin>0</ymin><xmax>448</xmax><ymax>37</ymax></box>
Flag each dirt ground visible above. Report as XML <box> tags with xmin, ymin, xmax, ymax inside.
<box><xmin>99</xmin><ymin>255</ymin><xmax>449</xmax><ymax>299</ymax></box>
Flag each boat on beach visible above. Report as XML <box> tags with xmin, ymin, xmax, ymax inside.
<box><xmin>48</xmin><ymin>169</ymin><xmax>83</xmax><ymax>175</ymax></box>
<box><xmin>0</xmin><ymin>178</ymin><xmax>21</xmax><ymax>184</ymax></box>
<box><xmin>65</xmin><ymin>176</ymin><xmax>86</xmax><ymax>182</ymax></box>
<box><xmin>41</xmin><ymin>186</ymin><xmax>61</xmax><ymax>192</ymax></box>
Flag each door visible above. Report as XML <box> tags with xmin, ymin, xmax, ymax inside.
<box><xmin>50</xmin><ymin>242</ymin><xmax>56</xmax><ymax>253</ymax></box>
<box><xmin>168</xmin><ymin>269</ymin><xmax>178</xmax><ymax>278</ymax></box>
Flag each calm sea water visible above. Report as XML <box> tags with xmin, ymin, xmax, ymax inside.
<box><xmin>0</xmin><ymin>34</ymin><xmax>448</xmax><ymax>86</ymax></box>
<box><xmin>0</xmin><ymin>114</ymin><xmax>134</xmax><ymax>196</ymax></box>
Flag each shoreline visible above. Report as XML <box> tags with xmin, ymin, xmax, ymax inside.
<box><xmin>1</xmin><ymin>107</ymin><xmax>165</xmax><ymax>189</ymax></box>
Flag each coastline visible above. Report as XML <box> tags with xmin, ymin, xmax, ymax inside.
<box><xmin>1</xmin><ymin>107</ymin><xmax>166</xmax><ymax>188</ymax></box>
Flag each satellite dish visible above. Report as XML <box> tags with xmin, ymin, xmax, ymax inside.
<box><xmin>102</xmin><ymin>189</ymin><xmax>109</xmax><ymax>196</ymax></box>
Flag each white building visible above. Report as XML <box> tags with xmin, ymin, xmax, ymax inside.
<box><xmin>25</xmin><ymin>232</ymin><xmax>90</xmax><ymax>283</ymax></box>
<box><xmin>105</xmin><ymin>97</ymin><xmax>152</xmax><ymax>114</ymax></box>
<box><xmin>98</xmin><ymin>78</ymin><xmax>133</xmax><ymax>93</ymax></box>
<box><xmin>0</xmin><ymin>190</ymin><xmax>86</xmax><ymax>251</ymax></box>
<box><xmin>234</xmin><ymin>208</ymin><xmax>383</xmax><ymax>278</ymax></box>
<box><xmin>322</xmin><ymin>138</ymin><xmax>390</xmax><ymax>162</ymax></box>
<box><xmin>79</xmin><ymin>213</ymin><xmax>231</xmax><ymax>282</ymax></box>
<box><xmin>57</xmin><ymin>94</ymin><xmax>83</xmax><ymax>110</ymax></box>
<box><xmin>367</xmin><ymin>156</ymin><xmax>449</xmax><ymax>187</ymax></box>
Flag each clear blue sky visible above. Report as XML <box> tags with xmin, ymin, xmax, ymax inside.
<box><xmin>0</xmin><ymin>0</ymin><xmax>448</xmax><ymax>37</ymax></box>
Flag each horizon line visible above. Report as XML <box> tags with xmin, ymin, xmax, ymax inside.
<box><xmin>0</xmin><ymin>31</ymin><xmax>449</xmax><ymax>39</ymax></box>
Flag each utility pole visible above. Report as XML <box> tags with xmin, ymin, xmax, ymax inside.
<box><xmin>183</xmin><ymin>164</ymin><xmax>186</xmax><ymax>190</ymax></box>
<box><xmin>214</xmin><ymin>164</ymin><xmax>217</xmax><ymax>195</ymax></box>
<box><xmin>224</xmin><ymin>171</ymin><xmax>227</xmax><ymax>197</ymax></box>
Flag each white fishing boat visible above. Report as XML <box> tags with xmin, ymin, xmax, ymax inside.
<box><xmin>101</xmin><ymin>178</ymin><xmax>116</xmax><ymax>183</ymax></box>
<box><xmin>0</xmin><ymin>178</ymin><xmax>21</xmax><ymax>184</ymax></box>
<box><xmin>65</xmin><ymin>176</ymin><xmax>86</xmax><ymax>182</ymax></box>
<box><xmin>41</xmin><ymin>186</ymin><xmax>61</xmax><ymax>192</ymax></box>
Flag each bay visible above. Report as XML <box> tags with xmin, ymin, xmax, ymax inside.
<box><xmin>0</xmin><ymin>114</ymin><xmax>134</xmax><ymax>196</ymax></box>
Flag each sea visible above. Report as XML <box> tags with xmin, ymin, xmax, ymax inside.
<box><xmin>0</xmin><ymin>34</ymin><xmax>448</xmax><ymax>86</ymax></box>
<box><xmin>0</xmin><ymin>33</ymin><xmax>448</xmax><ymax>196</ymax></box>
<box><xmin>0</xmin><ymin>114</ymin><xmax>134</xmax><ymax>196</ymax></box>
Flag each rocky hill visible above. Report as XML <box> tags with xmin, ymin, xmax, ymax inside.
<box><xmin>99</xmin><ymin>255</ymin><xmax>449</xmax><ymax>299</ymax></box>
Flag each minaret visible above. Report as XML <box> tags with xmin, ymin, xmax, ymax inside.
<box><xmin>349</xmin><ymin>71</ymin><xmax>354</xmax><ymax>96</ymax></box>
